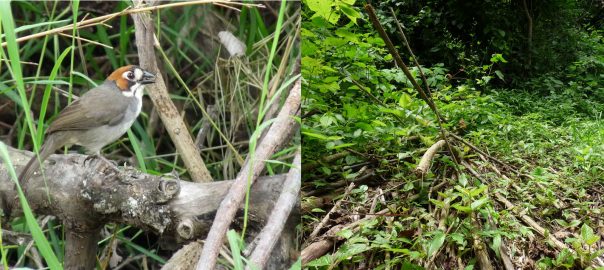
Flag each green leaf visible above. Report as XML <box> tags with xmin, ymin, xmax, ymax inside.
<box><xmin>302</xmin><ymin>131</ymin><xmax>342</xmax><ymax>141</ymax></box>
<box><xmin>490</xmin><ymin>53</ymin><xmax>508</xmax><ymax>63</ymax></box>
<box><xmin>491</xmin><ymin>234</ymin><xmax>501</xmax><ymax>257</ymax></box>
<box><xmin>306</xmin><ymin>255</ymin><xmax>331</xmax><ymax>266</ymax></box>
<box><xmin>470</xmin><ymin>197</ymin><xmax>489</xmax><ymax>210</ymax></box>
<box><xmin>580</xmin><ymin>223</ymin><xmax>599</xmax><ymax>245</ymax></box>
<box><xmin>0</xmin><ymin>0</ymin><xmax>40</xmax><ymax>153</ymax></box>
<box><xmin>36</xmin><ymin>46</ymin><xmax>72</xmax><ymax>145</ymax></box>
<box><xmin>338</xmin><ymin>3</ymin><xmax>361</xmax><ymax>24</ymax></box>
<box><xmin>399</xmin><ymin>93</ymin><xmax>412</xmax><ymax>108</ymax></box>
<box><xmin>306</xmin><ymin>0</ymin><xmax>339</xmax><ymax>24</ymax></box>
<box><xmin>494</xmin><ymin>70</ymin><xmax>504</xmax><ymax>80</ymax></box>
<box><xmin>430</xmin><ymin>199</ymin><xmax>445</xmax><ymax>208</ymax></box>
<box><xmin>337</xmin><ymin>228</ymin><xmax>354</xmax><ymax>239</ymax></box>
<box><xmin>335</xmin><ymin>242</ymin><xmax>370</xmax><ymax>260</ymax></box>
<box><xmin>427</xmin><ymin>230</ymin><xmax>446</xmax><ymax>257</ymax></box>
<box><xmin>458</xmin><ymin>173</ymin><xmax>468</xmax><ymax>187</ymax></box>
<box><xmin>452</xmin><ymin>203</ymin><xmax>472</xmax><ymax>213</ymax></box>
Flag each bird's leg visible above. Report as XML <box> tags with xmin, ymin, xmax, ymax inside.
<box><xmin>83</xmin><ymin>153</ymin><xmax>120</xmax><ymax>173</ymax></box>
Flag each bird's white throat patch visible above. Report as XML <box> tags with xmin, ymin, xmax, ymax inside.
<box><xmin>121</xmin><ymin>83</ymin><xmax>144</xmax><ymax>99</ymax></box>
<box><xmin>121</xmin><ymin>83</ymin><xmax>144</xmax><ymax>116</ymax></box>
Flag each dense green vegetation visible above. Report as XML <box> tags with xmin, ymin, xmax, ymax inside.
<box><xmin>302</xmin><ymin>0</ymin><xmax>604</xmax><ymax>269</ymax></box>
<box><xmin>0</xmin><ymin>1</ymin><xmax>299</xmax><ymax>269</ymax></box>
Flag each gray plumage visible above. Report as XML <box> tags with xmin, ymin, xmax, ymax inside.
<box><xmin>18</xmin><ymin>79</ymin><xmax>144</xmax><ymax>185</ymax></box>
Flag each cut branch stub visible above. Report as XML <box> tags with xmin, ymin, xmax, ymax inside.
<box><xmin>415</xmin><ymin>140</ymin><xmax>446</xmax><ymax>176</ymax></box>
<box><xmin>81</xmin><ymin>164</ymin><xmax>180</xmax><ymax>233</ymax></box>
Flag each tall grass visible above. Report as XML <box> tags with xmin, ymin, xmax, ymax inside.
<box><xmin>0</xmin><ymin>1</ymin><xmax>299</xmax><ymax>268</ymax></box>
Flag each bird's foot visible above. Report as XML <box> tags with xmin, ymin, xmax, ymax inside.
<box><xmin>83</xmin><ymin>154</ymin><xmax>120</xmax><ymax>173</ymax></box>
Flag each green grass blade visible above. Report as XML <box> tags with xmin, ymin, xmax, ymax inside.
<box><xmin>46</xmin><ymin>219</ymin><xmax>64</xmax><ymax>262</ymax></box>
<box><xmin>0</xmin><ymin>218</ymin><xmax>7</xmax><ymax>270</ymax></box>
<box><xmin>131</xmin><ymin>121</ymin><xmax>157</xmax><ymax>169</ymax></box>
<box><xmin>226</xmin><ymin>229</ymin><xmax>244</xmax><ymax>270</ymax></box>
<box><xmin>257</xmin><ymin>0</ymin><xmax>287</xmax><ymax>127</ymax></box>
<box><xmin>67</xmin><ymin>0</ymin><xmax>79</xmax><ymax>104</ymax></box>
<box><xmin>8</xmin><ymin>18</ymin><xmax>70</xmax><ymax>35</ymax></box>
<box><xmin>96</xmin><ymin>25</ymin><xmax>118</xmax><ymax>69</ymax></box>
<box><xmin>117</xmin><ymin>236</ymin><xmax>166</xmax><ymax>264</ymax></box>
<box><xmin>0</xmin><ymin>0</ymin><xmax>40</xmax><ymax>153</ymax></box>
<box><xmin>127</xmin><ymin>130</ymin><xmax>147</xmax><ymax>173</ymax></box>
<box><xmin>0</xmin><ymin>143</ymin><xmax>61</xmax><ymax>269</ymax></box>
<box><xmin>71</xmin><ymin>71</ymin><xmax>97</xmax><ymax>87</ymax></box>
<box><xmin>36</xmin><ymin>46</ymin><xmax>72</xmax><ymax>146</ymax></box>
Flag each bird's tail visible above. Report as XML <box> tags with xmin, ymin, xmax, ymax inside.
<box><xmin>18</xmin><ymin>134</ymin><xmax>60</xmax><ymax>187</ymax></box>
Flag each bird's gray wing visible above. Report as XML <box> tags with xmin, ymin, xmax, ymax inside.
<box><xmin>46</xmin><ymin>82</ymin><xmax>130</xmax><ymax>134</ymax></box>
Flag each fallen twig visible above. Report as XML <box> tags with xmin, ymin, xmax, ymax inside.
<box><xmin>307</xmin><ymin>183</ymin><xmax>355</xmax><ymax>242</ymax></box>
<box><xmin>449</xmin><ymin>132</ymin><xmax>519</xmax><ymax>174</ymax></box>
<box><xmin>196</xmin><ymin>79</ymin><xmax>301</xmax><ymax>269</ymax></box>
<box><xmin>247</xmin><ymin>149</ymin><xmax>301</xmax><ymax>269</ymax></box>
<box><xmin>301</xmin><ymin>208</ymin><xmax>390</xmax><ymax>264</ymax></box>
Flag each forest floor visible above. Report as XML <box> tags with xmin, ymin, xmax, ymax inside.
<box><xmin>302</xmin><ymin>88</ymin><xmax>604</xmax><ymax>269</ymax></box>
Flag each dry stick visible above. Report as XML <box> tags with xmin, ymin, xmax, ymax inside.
<box><xmin>389</xmin><ymin>7</ymin><xmax>432</xmax><ymax>97</ymax></box>
<box><xmin>462</xmin><ymin>161</ymin><xmax>604</xmax><ymax>268</ymax></box>
<box><xmin>301</xmin><ymin>208</ymin><xmax>390</xmax><ymax>264</ymax></box>
<box><xmin>57</xmin><ymin>32</ymin><xmax>113</xmax><ymax>49</ymax></box>
<box><xmin>307</xmin><ymin>183</ymin><xmax>355</xmax><ymax>241</ymax></box>
<box><xmin>302</xmin><ymin>150</ymin><xmax>350</xmax><ymax>171</ymax></box>
<box><xmin>194</xmin><ymin>105</ymin><xmax>218</xmax><ymax>150</ymax></box>
<box><xmin>131</xmin><ymin>0</ymin><xmax>212</xmax><ymax>182</ymax></box>
<box><xmin>1</xmin><ymin>0</ymin><xmax>263</xmax><ymax>48</ymax></box>
<box><xmin>196</xmin><ymin>79</ymin><xmax>301</xmax><ymax>270</ymax></box>
<box><xmin>161</xmin><ymin>241</ymin><xmax>202</xmax><ymax>270</ymax></box>
<box><xmin>364</xmin><ymin>4</ymin><xmax>460</xmax><ymax>168</ymax></box>
<box><xmin>494</xmin><ymin>193</ymin><xmax>568</xmax><ymax>250</ymax></box>
<box><xmin>246</xmin><ymin>149</ymin><xmax>301</xmax><ymax>270</ymax></box>
<box><xmin>114</xmin><ymin>255</ymin><xmax>146</xmax><ymax>270</ymax></box>
<box><xmin>471</xmin><ymin>216</ymin><xmax>494</xmax><ymax>270</ymax></box>
<box><xmin>487</xmin><ymin>222</ymin><xmax>515</xmax><ymax>270</ymax></box>
<box><xmin>415</xmin><ymin>139</ymin><xmax>445</xmax><ymax>176</ymax></box>
<box><xmin>474</xmin><ymin>158</ymin><xmax>514</xmax><ymax>270</ymax></box>
<box><xmin>459</xmin><ymin>162</ymin><xmax>507</xmax><ymax>270</ymax></box>
<box><xmin>449</xmin><ymin>133</ymin><xmax>519</xmax><ymax>174</ymax></box>
<box><xmin>489</xmin><ymin>192</ymin><xmax>604</xmax><ymax>269</ymax></box>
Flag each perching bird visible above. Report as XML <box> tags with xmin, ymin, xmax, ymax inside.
<box><xmin>18</xmin><ymin>65</ymin><xmax>156</xmax><ymax>185</ymax></box>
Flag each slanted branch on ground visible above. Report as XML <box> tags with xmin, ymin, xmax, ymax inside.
<box><xmin>0</xmin><ymin>147</ymin><xmax>298</xmax><ymax>269</ymax></box>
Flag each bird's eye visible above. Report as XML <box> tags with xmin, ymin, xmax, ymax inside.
<box><xmin>127</xmin><ymin>72</ymin><xmax>135</xmax><ymax>80</ymax></box>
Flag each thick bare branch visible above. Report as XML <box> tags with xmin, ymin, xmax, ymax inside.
<box><xmin>0</xmin><ymin>147</ymin><xmax>289</xmax><ymax>268</ymax></box>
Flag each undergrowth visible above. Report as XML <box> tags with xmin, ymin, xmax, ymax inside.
<box><xmin>302</xmin><ymin>1</ymin><xmax>604</xmax><ymax>269</ymax></box>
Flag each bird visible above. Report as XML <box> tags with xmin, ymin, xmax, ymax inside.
<box><xmin>18</xmin><ymin>65</ymin><xmax>156</xmax><ymax>186</ymax></box>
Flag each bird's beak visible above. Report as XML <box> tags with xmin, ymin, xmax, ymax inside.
<box><xmin>141</xmin><ymin>70</ymin><xmax>156</xmax><ymax>85</ymax></box>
